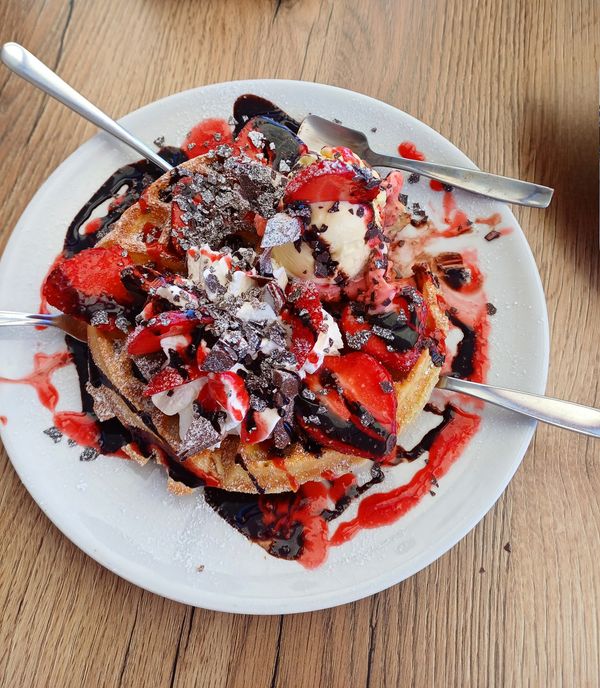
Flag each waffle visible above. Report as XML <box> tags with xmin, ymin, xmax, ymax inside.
<box><xmin>83</xmin><ymin>156</ymin><xmax>448</xmax><ymax>494</ymax></box>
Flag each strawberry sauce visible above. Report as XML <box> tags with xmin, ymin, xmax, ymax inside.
<box><xmin>0</xmin><ymin>416</ymin><xmax>7</xmax><ymax>426</ymax></box>
<box><xmin>331</xmin><ymin>406</ymin><xmax>480</xmax><ymax>546</ymax></box>
<box><xmin>396</xmin><ymin>141</ymin><xmax>449</xmax><ymax>192</ymax></box>
<box><xmin>0</xmin><ymin>352</ymin><xmax>102</xmax><ymax>450</ymax></box>
<box><xmin>0</xmin><ymin>352</ymin><xmax>71</xmax><ymax>411</ymax></box>
<box><xmin>398</xmin><ymin>141</ymin><xmax>425</xmax><ymax>161</ymax></box>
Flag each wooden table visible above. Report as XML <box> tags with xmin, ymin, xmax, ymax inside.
<box><xmin>1</xmin><ymin>1</ymin><xmax>598</xmax><ymax>685</ymax></box>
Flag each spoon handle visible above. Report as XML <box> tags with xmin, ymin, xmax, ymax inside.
<box><xmin>368</xmin><ymin>152</ymin><xmax>553</xmax><ymax>208</ymax></box>
<box><xmin>1</xmin><ymin>42</ymin><xmax>172</xmax><ymax>173</ymax></box>
<box><xmin>439</xmin><ymin>376</ymin><xmax>600</xmax><ymax>437</ymax></box>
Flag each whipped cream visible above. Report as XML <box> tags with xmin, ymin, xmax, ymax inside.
<box><xmin>273</xmin><ymin>200</ymin><xmax>373</xmax><ymax>282</ymax></box>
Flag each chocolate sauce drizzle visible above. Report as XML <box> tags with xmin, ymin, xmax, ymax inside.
<box><xmin>63</xmin><ymin>147</ymin><xmax>185</xmax><ymax>256</ymax></box>
<box><xmin>390</xmin><ymin>403</ymin><xmax>455</xmax><ymax>464</ymax></box>
<box><xmin>204</xmin><ymin>464</ymin><xmax>385</xmax><ymax>561</ymax></box>
<box><xmin>447</xmin><ymin>312</ymin><xmax>476</xmax><ymax>379</ymax></box>
<box><xmin>233</xmin><ymin>94</ymin><xmax>301</xmax><ymax>135</ymax></box>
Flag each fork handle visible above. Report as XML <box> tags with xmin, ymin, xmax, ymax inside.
<box><xmin>367</xmin><ymin>152</ymin><xmax>553</xmax><ymax>208</ymax></box>
<box><xmin>440</xmin><ymin>376</ymin><xmax>600</xmax><ymax>437</ymax></box>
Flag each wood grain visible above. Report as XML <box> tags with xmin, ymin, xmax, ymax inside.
<box><xmin>1</xmin><ymin>0</ymin><xmax>599</xmax><ymax>685</ymax></box>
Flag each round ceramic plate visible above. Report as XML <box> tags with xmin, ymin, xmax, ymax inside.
<box><xmin>0</xmin><ymin>81</ymin><xmax>549</xmax><ymax>614</ymax></box>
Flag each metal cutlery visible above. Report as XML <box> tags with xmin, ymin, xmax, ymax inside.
<box><xmin>298</xmin><ymin>115</ymin><xmax>554</xmax><ymax>208</ymax></box>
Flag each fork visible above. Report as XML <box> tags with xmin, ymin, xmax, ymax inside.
<box><xmin>0</xmin><ymin>311</ymin><xmax>87</xmax><ymax>342</ymax></box>
<box><xmin>297</xmin><ymin>115</ymin><xmax>554</xmax><ymax>208</ymax></box>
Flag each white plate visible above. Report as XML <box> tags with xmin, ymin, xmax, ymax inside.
<box><xmin>0</xmin><ymin>81</ymin><xmax>549</xmax><ymax>614</ymax></box>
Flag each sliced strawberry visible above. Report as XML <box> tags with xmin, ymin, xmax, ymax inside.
<box><xmin>196</xmin><ymin>341</ymin><xmax>209</xmax><ymax>368</ymax></box>
<box><xmin>340</xmin><ymin>288</ymin><xmax>433</xmax><ymax>379</ymax></box>
<box><xmin>183</xmin><ymin>118</ymin><xmax>234</xmax><ymax>159</ymax></box>
<box><xmin>285</xmin><ymin>281</ymin><xmax>323</xmax><ymax>331</ymax></box>
<box><xmin>281</xmin><ymin>310</ymin><xmax>316</xmax><ymax>370</ymax></box>
<box><xmin>233</xmin><ymin>121</ymin><xmax>269</xmax><ymax>163</ymax></box>
<box><xmin>196</xmin><ymin>371</ymin><xmax>250</xmax><ymax>424</ymax></box>
<box><xmin>42</xmin><ymin>245</ymin><xmax>134</xmax><ymax>323</ymax></box>
<box><xmin>208</xmin><ymin>372</ymin><xmax>250</xmax><ymax>423</ymax></box>
<box><xmin>284</xmin><ymin>158</ymin><xmax>380</xmax><ymax>204</ymax></box>
<box><xmin>127</xmin><ymin>311</ymin><xmax>211</xmax><ymax>355</ymax></box>
<box><xmin>296</xmin><ymin>352</ymin><xmax>397</xmax><ymax>460</ymax></box>
<box><xmin>241</xmin><ymin>408</ymin><xmax>279</xmax><ymax>444</ymax></box>
<box><xmin>143</xmin><ymin>365</ymin><xmax>203</xmax><ymax>397</ymax></box>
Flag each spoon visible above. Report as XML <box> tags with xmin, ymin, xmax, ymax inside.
<box><xmin>0</xmin><ymin>311</ymin><xmax>598</xmax><ymax>438</ymax></box>
<box><xmin>0</xmin><ymin>42</ymin><xmax>172</xmax><ymax>173</ymax></box>
<box><xmin>298</xmin><ymin>115</ymin><xmax>554</xmax><ymax>208</ymax></box>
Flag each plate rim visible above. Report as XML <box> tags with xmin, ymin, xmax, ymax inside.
<box><xmin>0</xmin><ymin>79</ymin><xmax>550</xmax><ymax>614</ymax></box>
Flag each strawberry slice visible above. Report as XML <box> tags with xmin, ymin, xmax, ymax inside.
<box><xmin>240</xmin><ymin>408</ymin><xmax>280</xmax><ymax>444</ymax></box>
<box><xmin>340</xmin><ymin>289</ymin><xmax>432</xmax><ymax>379</ymax></box>
<box><xmin>42</xmin><ymin>245</ymin><xmax>134</xmax><ymax>323</ymax></box>
<box><xmin>281</xmin><ymin>310</ymin><xmax>316</xmax><ymax>370</ymax></box>
<box><xmin>127</xmin><ymin>311</ymin><xmax>211</xmax><ymax>355</ymax></box>
<box><xmin>285</xmin><ymin>281</ymin><xmax>323</xmax><ymax>331</ymax></box>
<box><xmin>280</xmin><ymin>280</ymin><xmax>324</xmax><ymax>369</ymax></box>
<box><xmin>284</xmin><ymin>158</ymin><xmax>380</xmax><ymax>204</ymax></box>
<box><xmin>182</xmin><ymin>118</ymin><xmax>234</xmax><ymax>159</ymax></box>
<box><xmin>232</xmin><ymin>121</ymin><xmax>269</xmax><ymax>163</ymax></box>
<box><xmin>296</xmin><ymin>352</ymin><xmax>397</xmax><ymax>460</ymax></box>
<box><xmin>197</xmin><ymin>371</ymin><xmax>250</xmax><ymax>423</ymax></box>
<box><xmin>143</xmin><ymin>365</ymin><xmax>203</xmax><ymax>397</ymax></box>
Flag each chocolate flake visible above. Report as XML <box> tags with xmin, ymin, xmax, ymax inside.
<box><xmin>44</xmin><ymin>427</ymin><xmax>63</xmax><ymax>444</ymax></box>
<box><xmin>346</xmin><ymin>331</ymin><xmax>371</xmax><ymax>349</ymax></box>
<box><xmin>272</xmin><ymin>369</ymin><xmax>300</xmax><ymax>399</ymax></box>
<box><xmin>180</xmin><ymin>416</ymin><xmax>221</xmax><ymax>458</ymax></box>
<box><xmin>261</xmin><ymin>213</ymin><xmax>302</xmax><ymax>247</ymax></box>
<box><xmin>80</xmin><ymin>447</ymin><xmax>99</xmax><ymax>462</ymax></box>
<box><xmin>486</xmin><ymin>302</ymin><xmax>497</xmax><ymax>315</ymax></box>
<box><xmin>202</xmin><ymin>340</ymin><xmax>238</xmax><ymax>372</ymax></box>
<box><xmin>272</xmin><ymin>419</ymin><xmax>291</xmax><ymax>449</ymax></box>
<box><xmin>485</xmin><ymin>230</ymin><xmax>501</xmax><ymax>241</ymax></box>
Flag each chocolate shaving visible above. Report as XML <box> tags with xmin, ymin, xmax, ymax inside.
<box><xmin>261</xmin><ymin>213</ymin><xmax>302</xmax><ymax>248</ymax></box>
<box><xmin>272</xmin><ymin>419</ymin><xmax>291</xmax><ymax>449</ymax></box>
<box><xmin>272</xmin><ymin>369</ymin><xmax>300</xmax><ymax>399</ymax></box>
<box><xmin>43</xmin><ymin>427</ymin><xmax>63</xmax><ymax>444</ymax></box>
<box><xmin>485</xmin><ymin>230</ymin><xmax>501</xmax><ymax>241</ymax></box>
<box><xmin>201</xmin><ymin>341</ymin><xmax>238</xmax><ymax>372</ymax></box>
<box><xmin>179</xmin><ymin>416</ymin><xmax>220</xmax><ymax>458</ymax></box>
